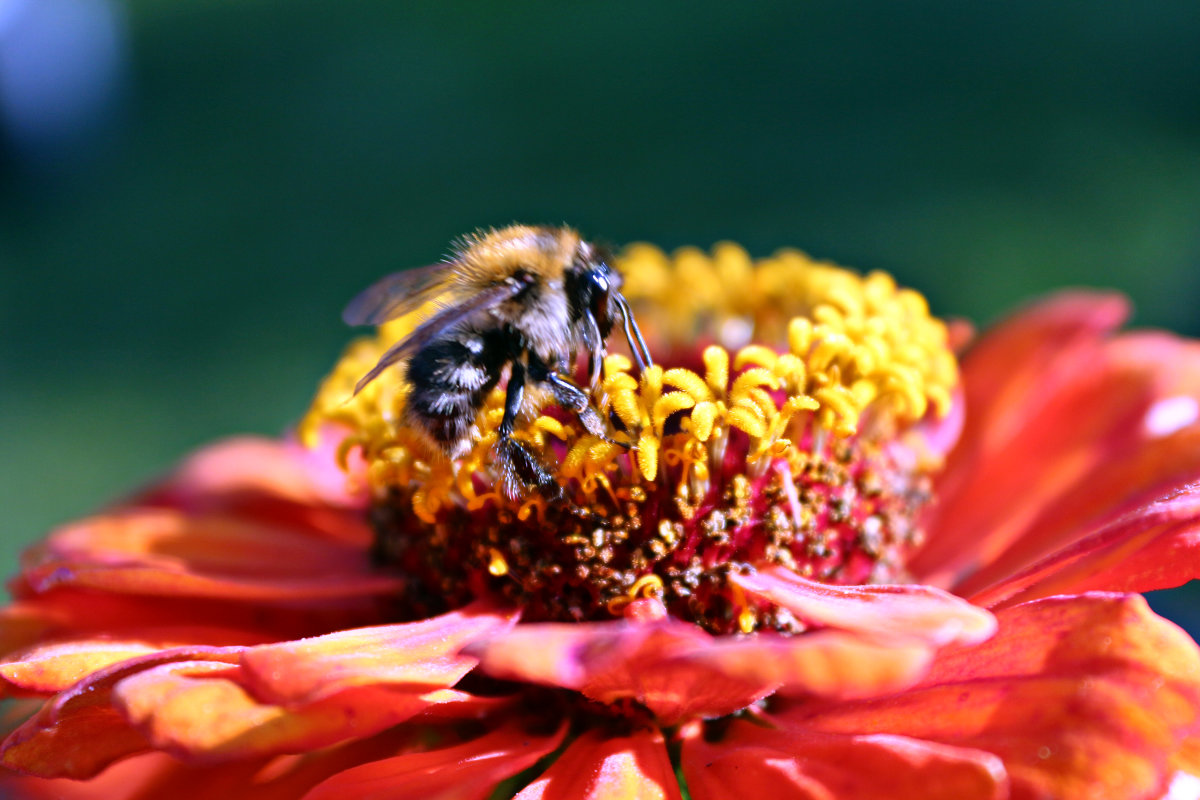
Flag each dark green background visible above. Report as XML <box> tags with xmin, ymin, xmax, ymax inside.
<box><xmin>3</xmin><ymin>1</ymin><xmax>1199</xmax><ymax>629</ymax></box>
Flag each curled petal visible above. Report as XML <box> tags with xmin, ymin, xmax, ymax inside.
<box><xmin>465</xmin><ymin>621</ymin><xmax>612</xmax><ymax>689</ymax></box>
<box><xmin>303</xmin><ymin>718</ymin><xmax>567</xmax><ymax>800</ymax></box>
<box><xmin>1</xmin><ymin>695</ymin><xmax>150</xmax><ymax>781</ymax></box>
<box><xmin>240</xmin><ymin>604</ymin><xmax>519</xmax><ymax>705</ymax></box>
<box><xmin>573</xmin><ymin>626</ymin><xmax>778</xmax><ymax>723</ymax></box>
<box><xmin>731</xmin><ymin>567</ymin><xmax>995</xmax><ymax>645</ymax></box>
<box><xmin>514</xmin><ymin>728</ymin><xmax>682</xmax><ymax>800</ymax></box>
<box><xmin>470</xmin><ymin>613</ymin><xmax>938</xmax><ymax>723</ymax></box>
<box><xmin>682</xmin><ymin>721</ymin><xmax>1007</xmax><ymax>800</ymax></box>
<box><xmin>672</xmin><ymin>629</ymin><xmax>935</xmax><ymax>701</ymax></box>
<box><xmin>467</xmin><ymin>618</ymin><xmax>762</xmax><ymax>721</ymax></box>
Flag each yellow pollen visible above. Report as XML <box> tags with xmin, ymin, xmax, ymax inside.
<box><xmin>487</xmin><ymin>548</ymin><xmax>510</xmax><ymax>577</ymax></box>
<box><xmin>728</xmin><ymin>582</ymin><xmax>758</xmax><ymax>634</ymax></box>
<box><xmin>300</xmin><ymin>241</ymin><xmax>958</xmax><ymax>516</ymax></box>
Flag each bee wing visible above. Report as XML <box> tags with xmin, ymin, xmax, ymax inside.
<box><xmin>353</xmin><ymin>278</ymin><xmax>526</xmax><ymax>394</ymax></box>
<box><xmin>342</xmin><ymin>261</ymin><xmax>459</xmax><ymax>326</ymax></box>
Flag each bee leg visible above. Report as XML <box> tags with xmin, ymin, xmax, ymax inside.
<box><xmin>543</xmin><ymin>370</ymin><xmax>631</xmax><ymax>450</ymax></box>
<box><xmin>495</xmin><ymin>359</ymin><xmax>563</xmax><ymax>502</ymax></box>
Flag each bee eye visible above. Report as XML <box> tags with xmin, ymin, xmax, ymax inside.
<box><xmin>589</xmin><ymin>272</ymin><xmax>609</xmax><ymax>294</ymax></box>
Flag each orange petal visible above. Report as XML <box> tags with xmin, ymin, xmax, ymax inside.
<box><xmin>731</xmin><ymin>567</ymin><xmax>995</xmax><ymax>645</ymax></box>
<box><xmin>1</xmin><ymin>641</ymin><xmax>161</xmax><ymax>695</ymax></box>
<box><xmin>514</xmin><ymin>728</ymin><xmax>681</xmax><ymax>800</ymax></box>
<box><xmin>19</xmin><ymin>508</ymin><xmax>404</xmax><ymax>602</ymax></box>
<box><xmin>681</xmin><ymin>721</ymin><xmax>1006</xmax><ymax>800</ymax></box>
<box><xmin>1</xmin><ymin>697</ymin><xmax>150</xmax><ymax>780</ymax></box>
<box><xmin>1</xmin><ymin>647</ymin><xmax>241</xmax><ymax>779</ymax></box>
<box><xmin>303</xmin><ymin>718</ymin><xmax>567</xmax><ymax>800</ymax></box>
<box><xmin>1173</xmin><ymin>736</ymin><xmax>1200</xmax><ymax>776</ymax></box>
<box><xmin>239</xmin><ymin>604</ymin><xmax>518</xmax><ymax>705</ymax></box>
<box><xmin>113</xmin><ymin>660</ymin><xmax>480</xmax><ymax>762</ymax></box>
<box><xmin>0</xmin><ymin>628</ymin><xmax>282</xmax><ymax>697</ymax></box>
<box><xmin>776</xmin><ymin>594</ymin><xmax>1200</xmax><ymax>800</ymax></box>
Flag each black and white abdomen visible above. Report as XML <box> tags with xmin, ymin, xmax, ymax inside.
<box><xmin>404</xmin><ymin>327</ymin><xmax>510</xmax><ymax>458</ymax></box>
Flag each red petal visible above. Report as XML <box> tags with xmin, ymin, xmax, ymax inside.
<box><xmin>0</xmin><ymin>588</ymin><xmax>388</xmax><ymax>653</ymax></box>
<box><xmin>0</xmin><ymin>753</ymin><xmax>188</xmax><ymax>800</ymax></box>
<box><xmin>965</xmin><ymin>484</ymin><xmax>1200</xmax><ymax>607</ymax></box>
<box><xmin>239</xmin><ymin>604</ymin><xmax>518</xmax><ymax>705</ymax></box>
<box><xmin>682</xmin><ymin>721</ymin><xmax>1006</xmax><ymax>800</ymax></box>
<box><xmin>913</xmin><ymin>291</ymin><xmax>1131</xmax><ymax>585</ymax></box>
<box><xmin>514</xmin><ymin>728</ymin><xmax>681</xmax><ymax>800</ymax></box>
<box><xmin>917</xmin><ymin>296</ymin><xmax>1200</xmax><ymax>601</ymax></box>
<box><xmin>951</xmin><ymin>422</ymin><xmax>1200</xmax><ymax>599</ymax></box>
<box><xmin>731</xmin><ymin>567</ymin><xmax>995</xmax><ymax>645</ymax></box>
<box><xmin>775</xmin><ymin>594</ymin><xmax>1200</xmax><ymax>800</ymax></box>
<box><xmin>19</xmin><ymin>509</ymin><xmax>403</xmax><ymax>602</ymax></box>
<box><xmin>303</xmin><ymin>718</ymin><xmax>567</xmax><ymax>800</ymax></box>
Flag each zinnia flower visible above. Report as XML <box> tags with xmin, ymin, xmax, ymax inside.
<box><xmin>2</xmin><ymin>240</ymin><xmax>1199</xmax><ymax>799</ymax></box>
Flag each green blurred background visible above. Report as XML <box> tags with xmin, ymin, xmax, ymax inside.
<box><xmin>2</xmin><ymin>1</ymin><xmax>1199</xmax><ymax>628</ymax></box>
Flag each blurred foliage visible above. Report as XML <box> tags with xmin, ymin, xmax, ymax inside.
<box><xmin>2</xmin><ymin>0</ymin><xmax>1199</xmax><ymax>626</ymax></box>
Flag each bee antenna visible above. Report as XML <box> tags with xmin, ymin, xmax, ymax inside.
<box><xmin>615</xmin><ymin>295</ymin><xmax>653</xmax><ymax>372</ymax></box>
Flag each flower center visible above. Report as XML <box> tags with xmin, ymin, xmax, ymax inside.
<box><xmin>303</xmin><ymin>243</ymin><xmax>958</xmax><ymax>636</ymax></box>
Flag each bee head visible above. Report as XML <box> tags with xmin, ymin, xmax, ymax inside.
<box><xmin>567</xmin><ymin>241</ymin><xmax>652</xmax><ymax>372</ymax></box>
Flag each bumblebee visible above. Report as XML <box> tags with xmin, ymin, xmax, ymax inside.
<box><xmin>344</xmin><ymin>225</ymin><xmax>652</xmax><ymax>499</ymax></box>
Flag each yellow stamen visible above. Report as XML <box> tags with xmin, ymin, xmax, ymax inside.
<box><xmin>605</xmin><ymin>573</ymin><xmax>665</xmax><ymax>614</ymax></box>
<box><xmin>703</xmin><ymin>346</ymin><xmax>729</xmax><ymax>395</ymax></box>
